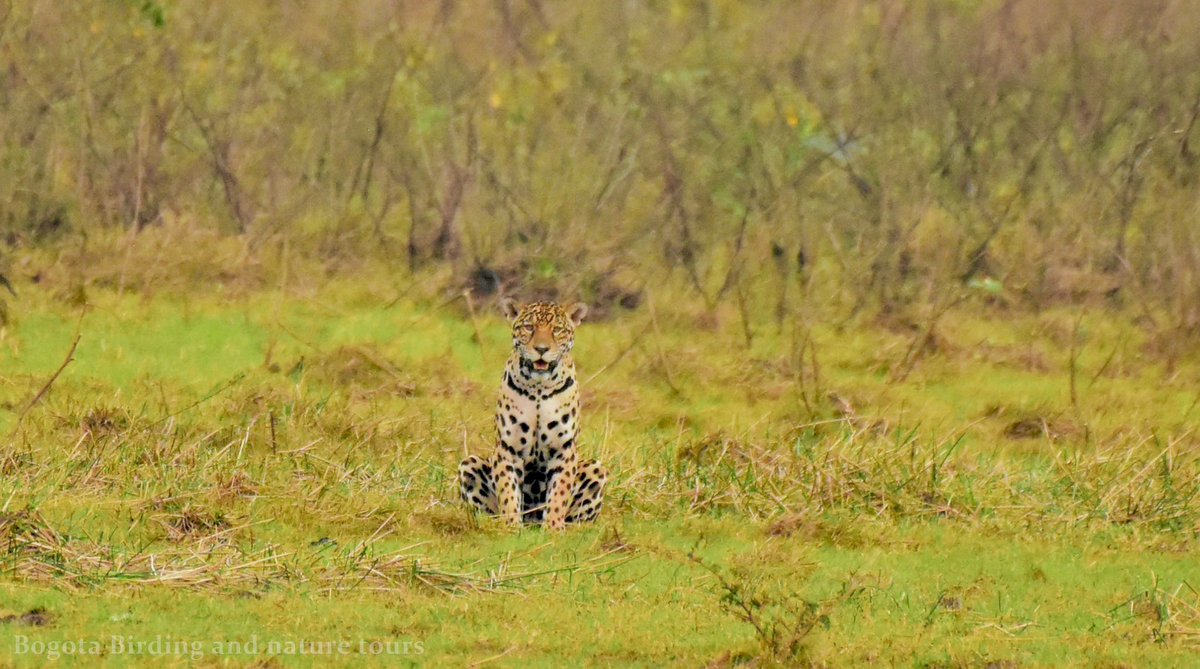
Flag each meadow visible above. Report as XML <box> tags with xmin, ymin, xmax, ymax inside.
<box><xmin>0</xmin><ymin>243</ymin><xmax>1197</xmax><ymax>667</ymax></box>
<box><xmin>2</xmin><ymin>0</ymin><xmax>1200</xmax><ymax>666</ymax></box>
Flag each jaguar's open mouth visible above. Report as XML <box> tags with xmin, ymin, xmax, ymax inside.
<box><xmin>532</xmin><ymin>360</ymin><xmax>551</xmax><ymax>372</ymax></box>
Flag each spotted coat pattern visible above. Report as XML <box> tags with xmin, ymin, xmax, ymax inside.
<box><xmin>458</xmin><ymin>300</ymin><xmax>607</xmax><ymax>530</ymax></box>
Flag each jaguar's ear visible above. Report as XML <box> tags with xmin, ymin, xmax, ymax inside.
<box><xmin>567</xmin><ymin>302</ymin><xmax>589</xmax><ymax>327</ymax></box>
<box><xmin>500</xmin><ymin>297</ymin><xmax>522</xmax><ymax>321</ymax></box>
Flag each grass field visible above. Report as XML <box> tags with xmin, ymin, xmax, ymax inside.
<box><xmin>3</xmin><ymin>3</ymin><xmax>1200</xmax><ymax>664</ymax></box>
<box><xmin>0</xmin><ymin>269</ymin><xmax>1197</xmax><ymax>668</ymax></box>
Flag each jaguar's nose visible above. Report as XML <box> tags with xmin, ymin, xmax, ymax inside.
<box><xmin>534</xmin><ymin>345</ymin><xmax>550</xmax><ymax>355</ymax></box>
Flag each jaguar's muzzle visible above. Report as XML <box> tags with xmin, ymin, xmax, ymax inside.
<box><xmin>522</xmin><ymin>357</ymin><xmax>558</xmax><ymax>374</ymax></box>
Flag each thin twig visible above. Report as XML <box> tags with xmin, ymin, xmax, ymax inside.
<box><xmin>14</xmin><ymin>332</ymin><xmax>81</xmax><ymax>429</ymax></box>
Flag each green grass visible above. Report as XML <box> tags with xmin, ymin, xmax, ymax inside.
<box><xmin>0</xmin><ymin>279</ymin><xmax>1198</xmax><ymax>667</ymax></box>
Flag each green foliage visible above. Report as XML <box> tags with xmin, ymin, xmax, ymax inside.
<box><xmin>2</xmin><ymin>1</ymin><xmax>1200</xmax><ymax>326</ymax></box>
<box><xmin>133</xmin><ymin>0</ymin><xmax>165</xmax><ymax>28</ymax></box>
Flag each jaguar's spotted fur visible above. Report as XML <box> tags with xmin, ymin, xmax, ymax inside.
<box><xmin>458</xmin><ymin>299</ymin><xmax>606</xmax><ymax>530</ymax></box>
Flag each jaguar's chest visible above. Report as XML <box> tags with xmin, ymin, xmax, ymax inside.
<box><xmin>497</xmin><ymin>370</ymin><xmax>579</xmax><ymax>461</ymax></box>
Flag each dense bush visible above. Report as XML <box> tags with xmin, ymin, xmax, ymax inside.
<box><xmin>2</xmin><ymin>1</ymin><xmax>1199</xmax><ymax>323</ymax></box>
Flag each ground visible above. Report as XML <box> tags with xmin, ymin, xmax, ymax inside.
<box><xmin>0</xmin><ymin>278</ymin><xmax>1197</xmax><ymax>668</ymax></box>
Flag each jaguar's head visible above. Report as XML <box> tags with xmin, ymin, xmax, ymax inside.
<box><xmin>501</xmin><ymin>298</ymin><xmax>588</xmax><ymax>377</ymax></box>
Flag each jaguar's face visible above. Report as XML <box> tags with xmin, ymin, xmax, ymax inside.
<box><xmin>501</xmin><ymin>299</ymin><xmax>588</xmax><ymax>376</ymax></box>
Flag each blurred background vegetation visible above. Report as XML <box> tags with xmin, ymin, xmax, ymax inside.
<box><xmin>2</xmin><ymin>0</ymin><xmax>1199</xmax><ymax>337</ymax></box>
